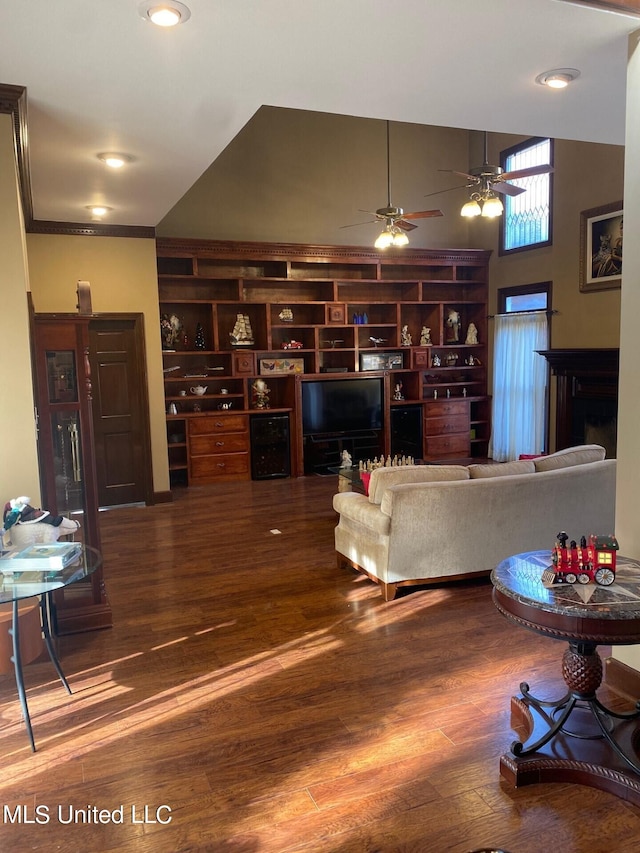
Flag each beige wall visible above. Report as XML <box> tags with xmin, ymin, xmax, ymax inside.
<box><xmin>0</xmin><ymin>114</ymin><xmax>41</xmax><ymax>505</ymax></box>
<box><xmin>612</xmin><ymin>29</ymin><xmax>640</xmax><ymax>671</ymax></box>
<box><xmin>26</xmin><ymin>234</ymin><xmax>170</xmax><ymax>494</ymax></box>
<box><xmin>158</xmin><ymin>107</ymin><xmax>474</xmax><ymax>249</ymax></box>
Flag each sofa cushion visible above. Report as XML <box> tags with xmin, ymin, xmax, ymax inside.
<box><xmin>534</xmin><ymin>444</ymin><xmax>606</xmax><ymax>472</ymax></box>
<box><xmin>468</xmin><ymin>459</ymin><xmax>535</xmax><ymax>478</ymax></box>
<box><xmin>368</xmin><ymin>464</ymin><xmax>469</xmax><ymax>505</ymax></box>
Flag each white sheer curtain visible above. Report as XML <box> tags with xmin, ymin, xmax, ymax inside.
<box><xmin>489</xmin><ymin>311</ymin><xmax>548</xmax><ymax>462</ymax></box>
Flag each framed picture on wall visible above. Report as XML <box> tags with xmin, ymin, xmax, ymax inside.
<box><xmin>579</xmin><ymin>200</ymin><xmax>623</xmax><ymax>293</ymax></box>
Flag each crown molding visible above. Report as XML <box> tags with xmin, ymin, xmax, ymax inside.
<box><xmin>0</xmin><ymin>83</ymin><xmax>33</xmax><ymax>226</ymax></box>
<box><xmin>27</xmin><ymin>219</ymin><xmax>156</xmax><ymax>239</ymax></box>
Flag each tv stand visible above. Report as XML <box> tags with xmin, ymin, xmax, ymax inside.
<box><xmin>304</xmin><ymin>431</ymin><xmax>382</xmax><ymax>475</ymax></box>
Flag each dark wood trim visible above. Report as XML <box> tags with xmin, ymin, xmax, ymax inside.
<box><xmin>152</xmin><ymin>490</ymin><xmax>174</xmax><ymax>504</ymax></box>
<box><xmin>0</xmin><ymin>83</ymin><xmax>33</xmax><ymax>226</ymax></box>
<box><xmin>156</xmin><ymin>236</ymin><xmax>492</xmax><ymax>264</ymax></box>
<box><xmin>28</xmin><ymin>219</ymin><xmax>156</xmax><ymax>239</ymax></box>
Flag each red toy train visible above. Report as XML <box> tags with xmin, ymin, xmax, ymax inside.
<box><xmin>542</xmin><ymin>531</ymin><xmax>619</xmax><ymax>586</ymax></box>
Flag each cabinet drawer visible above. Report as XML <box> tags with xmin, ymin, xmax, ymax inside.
<box><xmin>424</xmin><ymin>400</ymin><xmax>468</xmax><ymax>418</ymax></box>
<box><xmin>189</xmin><ymin>414</ymin><xmax>248</xmax><ymax>436</ymax></box>
<box><xmin>424</xmin><ymin>434</ymin><xmax>470</xmax><ymax>457</ymax></box>
<box><xmin>190</xmin><ymin>433</ymin><xmax>249</xmax><ymax>456</ymax></box>
<box><xmin>423</xmin><ymin>414</ymin><xmax>469</xmax><ymax>436</ymax></box>
<box><xmin>190</xmin><ymin>453</ymin><xmax>250</xmax><ymax>481</ymax></box>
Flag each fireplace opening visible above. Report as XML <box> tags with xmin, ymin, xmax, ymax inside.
<box><xmin>572</xmin><ymin>398</ymin><xmax>617</xmax><ymax>460</ymax></box>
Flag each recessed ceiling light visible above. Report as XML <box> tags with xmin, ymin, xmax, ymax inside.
<box><xmin>97</xmin><ymin>152</ymin><xmax>132</xmax><ymax>169</ymax></box>
<box><xmin>138</xmin><ymin>1</ymin><xmax>191</xmax><ymax>27</ymax></box>
<box><xmin>86</xmin><ymin>205</ymin><xmax>112</xmax><ymax>219</ymax></box>
<box><xmin>535</xmin><ymin>68</ymin><xmax>580</xmax><ymax>89</ymax></box>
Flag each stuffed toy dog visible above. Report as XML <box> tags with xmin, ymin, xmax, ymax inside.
<box><xmin>1</xmin><ymin>496</ymin><xmax>80</xmax><ymax>549</ymax></box>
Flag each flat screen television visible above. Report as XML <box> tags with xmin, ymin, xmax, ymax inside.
<box><xmin>301</xmin><ymin>377</ymin><xmax>383</xmax><ymax>436</ymax></box>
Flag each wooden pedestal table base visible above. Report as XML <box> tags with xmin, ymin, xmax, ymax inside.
<box><xmin>492</xmin><ymin>551</ymin><xmax>640</xmax><ymax>805</ymax></box>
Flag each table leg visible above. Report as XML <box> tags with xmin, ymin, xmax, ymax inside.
<box><xmin>39</xmin><ymin>594</ymin><xmax>72</xmax><ymax>695</ymax></box>
<box><xmin>9</xmin><ymin>599</ymin><xmax>36</xmax><ymax>752</ymax></box>
<box><xmin>502</xmin><ymin>641</ymin><xmax>640</xmax><ymax>802</ymax></box>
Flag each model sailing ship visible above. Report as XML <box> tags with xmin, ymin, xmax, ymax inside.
<box><xmin>229</xmin><ymin>314</ymin><xmax>255</xmax><ymax>347</ymax></box>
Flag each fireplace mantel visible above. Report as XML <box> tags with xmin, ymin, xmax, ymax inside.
<box><xmin>538</xmin><ymin>349</ymin><xmax>619</xmax><ymax>455</ymax></box>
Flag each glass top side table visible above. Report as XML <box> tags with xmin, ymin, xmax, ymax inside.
<box><xmin>491</xmin><ymin>549</ymin><xmax>640</xmax><ymax>805</ymax></box>
<box><xmin>0</xmin><ymin>546</ymin><xmax>102</xmax><ymax>751</ymax></box>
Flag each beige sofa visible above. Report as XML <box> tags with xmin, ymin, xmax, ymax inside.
<box><xmin>333</xmin><ymin>445</ymin><xmax>616</xmax><ymax>600</ymax></box>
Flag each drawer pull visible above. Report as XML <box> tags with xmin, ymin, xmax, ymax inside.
<box><xmin>215</xmin><ymin>421</ymin><xmax>224</xmax><ymax>427</ymax></box>
<box><xmin>216</xmin><ymin>462</ymin><xmax>226</xmax><ymax>468</ymax></box>
<box><xmin>216</xmin><ymin>441</ymin><xmax>225</xmax><ymax>446</ymax></box>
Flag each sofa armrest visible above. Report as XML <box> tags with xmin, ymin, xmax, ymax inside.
<box><xmin>333</xmin><ymin>492</ymin><xmax>391</xmax><ymax>536</ymax></box>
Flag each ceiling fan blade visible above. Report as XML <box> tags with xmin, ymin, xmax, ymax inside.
<box><xmin>444</xmin><ymin>169</ymin><xmax>479</xmax><ymax>182</ymax></box>
<box><xmin>395</xmin><ymin>220</ymin><xmax>419</xmax><ymax>232</ymax></box>
<box><xmin>424</xmin><ymin>184</ymin><xmax>470</xmax><ymax>199</ymax></box>
<box><xmin>339</xmin><ymin>219</ymin><xmax>378</xmax><ymax>229</ymax></box>
<box><xmin>401</xmin><ymin>209</ymin><xmax>444</xmax><ymax>220</ymax></box>
<box><xmin>500</xmin><ymin>164</ymin><xmax>554</xmax><ymax>181</ymax></box>
<box><xmin>491</xmin><ymin>181</ymin><xmax>526</xmax><ymax>197</ymax></box>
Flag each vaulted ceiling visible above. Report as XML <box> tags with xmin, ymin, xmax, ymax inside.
<box><xmin>1</xmin><ymin>0</ymin><xmax>638</xmax><ymax>230</ymax></box>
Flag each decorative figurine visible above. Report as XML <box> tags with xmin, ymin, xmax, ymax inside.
<box><xmin>541</xmin><ymin>532</ymin><xmax>619</xmax><ymax>586</ymax></box>
<box><xmin>445</xmin><ymin>308</ymin><xmax>460</xmax><ymax>343</ymax></box>
<box><xmin>401</xmin><ymin>325</ymin><xmax>412</xmax><ymax>346</ymax></box>
<box><xmin>279</xmin><ymin>307</ymin><xmax>293</xmax><ymax>322</ymax></box>
<box><xmin>160</xmin><ymin>313</ymin><xmax>183</xmax><ymax>350</ymax></box>
<box><xmin>340</xmin><ymin>449</ymin><xmax>352</xmax><ymax>469</ymax></box>
<box><xmin>420</xmin><ymin>326</ymin><xmax>432</xmax><ymax>346</ymax></box>
<box><xmin>229</xmin><ymin>314</ymin><xmax>255</xmax><ymax>347</ymax></box>
<box><xmin>465</xmin><ymin>322</ymin><xmax>478</xmax><ymax>345</ymax></box>
<box><xmin>252</xmin><ymin>378</ymin><xmax>270</xmax><ymax>409</ymax></box>
<box><xmin>393</xmin><ymin>382</ymin><xmax>404</xmax><ymax>401</ymax></box>
<box><xmin>432</xmin><ymin>354</ymin><xmax>441</xmax><ymax>367</ymax></box>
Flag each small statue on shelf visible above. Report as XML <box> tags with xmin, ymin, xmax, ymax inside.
<box><xmin>432</xmin><ymin>354</ymin><xmax>441</xmax><ymax>367</ymax></box>
<box><xmin>401</xmin><ymin>325</ymin><xmax>412</xmax><ymax>346</ymax></box>
<box><xmin>251</xmin><ymin>378</ymin><xmax>270</xmax><ymax>409</ymax></box>
<box><xmin>393</xmin><ymin>382</ymin><xmax>404</xmax><ymax>401</ymax></box>
<box><xmin>420</xmin><ymin>326</ymin><xmax>432</xmax><ymax>346</ymax></box>
<box><xmin>445</xmin><ymin>308</ymin><xmax>460</xmax><ymax>343</ymax></box>
<box><xmin>340</xmin><ymin>449</ymin><xmax>352</xmax><ymax>470</ymax></box>
<box><xmin>465</xmin><ymin>322</ymin><xmax>478</xmax><ymax>345</ymax></box>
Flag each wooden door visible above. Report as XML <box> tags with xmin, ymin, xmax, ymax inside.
<box><xmin>89</xmin><ymin>316</ymin><xmax>153</xmax><ymax>508</ymax></box>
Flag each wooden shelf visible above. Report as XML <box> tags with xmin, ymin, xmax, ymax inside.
<box><xmin>157</xmin><ymin>239</ymin><xmax>491</xmax><ymax>484</ymax></box>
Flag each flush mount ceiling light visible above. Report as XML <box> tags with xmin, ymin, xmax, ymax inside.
<box><xmin>138</xmin><ymin>1</ymin><xmax>191</xmax><ymax>26</ymax></box>
<box><xmin>535</xmin><ymin>68</ymin><xmax>580</xmax><ymax>89</ymax></box>
<box><xmin>97</xmin><ymin>152</ymin><xmax>132</xmax><ymax>169</ymax></box>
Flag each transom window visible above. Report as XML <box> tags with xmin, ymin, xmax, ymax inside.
<box><xmin>500</xmin><ymin>137</ymin><xmax>553</xmax><ymax>254</ymax></box>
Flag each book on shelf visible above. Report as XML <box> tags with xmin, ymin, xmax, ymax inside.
<box><xmin>0</xmin><ymin>541</ymin><xmax>83</xmax><ymax>573</ymax></box>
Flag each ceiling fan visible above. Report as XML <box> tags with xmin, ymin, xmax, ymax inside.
<box><xmin>341</xmin><ymin>120</ymin><xmax>443</xmax><ymax>248</ymax></box>
<box><xmin>430</xmin><ymin>131</ymin><xmax>554</xmax><ymax>217</ymax></box>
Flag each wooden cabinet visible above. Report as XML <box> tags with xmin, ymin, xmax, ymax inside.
<box><xmin>188</xmin><ymin>414</ymin><xmax>250</xmax><ymax>484</ymax></box>
<box><xmin>31</xmin><ymin>316</ymin><xmax>112</xmax><ymax>634</ymax></box>
<box><xmin>156</xmin><ymin>239</ymin><xmax>491</xmax><ymax>484</ymax></box>
<box><xmin>423</xmin><ymin>399</ymin><xmax>471</xmax><ymax>460</ymax></box>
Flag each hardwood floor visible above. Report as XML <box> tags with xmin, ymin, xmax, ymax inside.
<box><xmin>1</xmin><ymin>476</ymin><xmax>640</xmax><ymax>852</ymax></box>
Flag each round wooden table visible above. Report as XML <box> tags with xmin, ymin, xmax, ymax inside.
<box><xmin>491</xmin><ymin>550</ymin><xmax>640</xmax><ymax>805</ymax></box>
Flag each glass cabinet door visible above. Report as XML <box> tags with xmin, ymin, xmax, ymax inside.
<box><xmin>33</xmin><ymin>317</ymin><xmax>111</xmax><ymax>634</ymax></box>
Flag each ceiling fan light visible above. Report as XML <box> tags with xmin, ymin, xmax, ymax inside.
<box><xmin>375</xmin><ymin>229</ymin><xmax>394</xmax><ymax>250</ymax></box>
<box><xmin>461</xmin><ymin>199</ymin><xmax>481</xmax><ymax>218</ymax></box>
<box><xmin>392</xmin><ymin>230</ymin><xmax>409</xmax><ymax>247</ymax></box>
<box><xmin>481</xmin><ymin>195</ymin><xmax>504</xmax><ymax>218</ymax></box>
